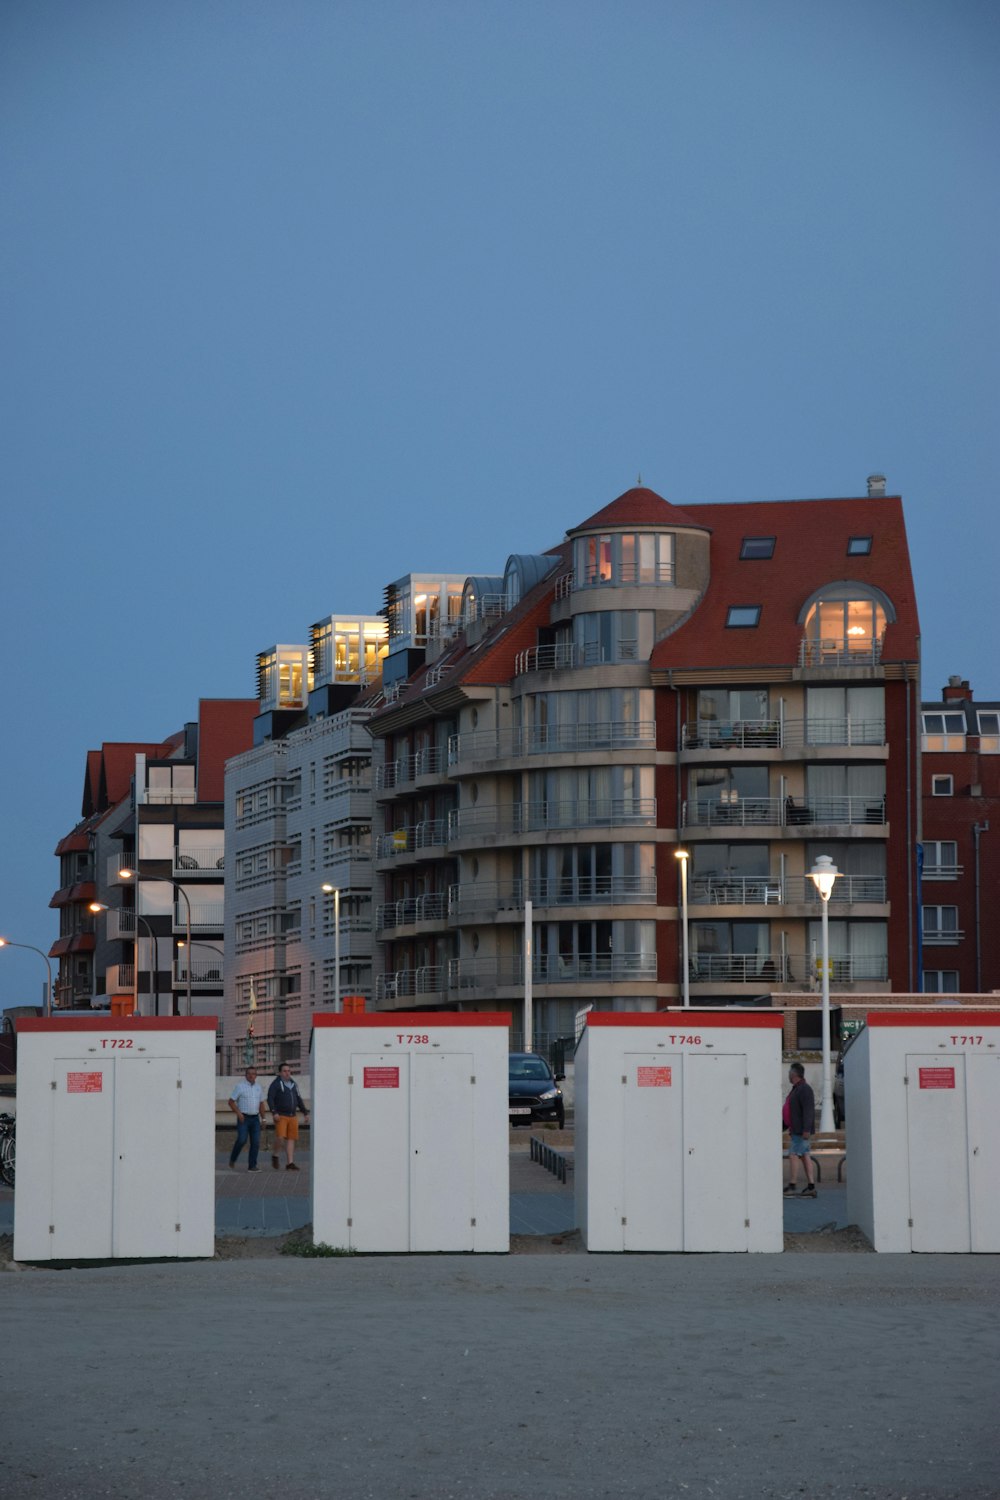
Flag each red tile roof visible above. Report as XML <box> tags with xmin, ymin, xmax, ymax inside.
<box><xmin>571</xmin><ymin>486</ymin><xmax>710</xmax><ymax>535</ymax></box>
<box><xmin>650</xmin><ymin>495</ymin><xmax>919</xmax><ymax>670</ymax></box>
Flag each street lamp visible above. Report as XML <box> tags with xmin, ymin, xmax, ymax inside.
<box><xmin>0</xmin><ymin>938</ymin><xmax>53</xmax><ymax>1017</ymax></box>
<box><xmin>674</xmin><ymin>848</ymin><xmax>690</xmax><ymax>1008</ymax></box>
<box><xmin>89</xmin><ymin>902</ymin><xmax>160</xmax><ymax>1014</ymax></box>
<box><xmin>321</xmin><ymin>883</ymin><xmax>341</xmax><ymax>1013</ymax></box>
<box><xmin>808</xmin><ymin>854</ymin><xmax>840</xmax><ymax>1133</ymax></box>
<box><xmin>115</xmin><ymin>867</ymin><xmax>193</xmax><ymax>1016</ymax></box>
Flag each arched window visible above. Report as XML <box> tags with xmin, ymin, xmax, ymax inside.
<box><xmin>798</xmin><ymin>582</ymin><xmax>894</xmax><ymax>666</ymax></box>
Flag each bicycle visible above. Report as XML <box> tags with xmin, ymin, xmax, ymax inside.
<box><xmin>0</xmin><ymin>1112</ymin><xmax>15</xmax><ymax>1189</ymax></box>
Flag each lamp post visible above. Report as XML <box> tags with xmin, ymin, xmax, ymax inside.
<box><xmin>116</xmin><ymin>868</ymin><xmax>193</xmax><ymax>1016</ymax></box>
<box><xmin>321</xmin><ymin>884</ymin><xmax>341</xmax><ymax>1013</ymax></box>
<box><xmin>808</xmin><ymin>855</ymin><xmax>840</xmax><ymax>1133</ymax></box>
<box><xmin>674</xmin><ymin>848</ymin><xmax>690</xmax><ymax>1008</ymax></box>
<box><xmin>0</xmin><ymin>938</ymin><xmax>53</xmax><ymax>1017</ymax></box>
<box><xmin>89</xmin><ymin>902</ymin><xmax>161</xmax><ymax>1014</ymax></box>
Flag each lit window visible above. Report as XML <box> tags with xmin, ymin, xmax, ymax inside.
<box><xmin>922</xmin><ymin>713</ymin><xmax>966</xmax><ymax>752</ymax></box>
<box><xmin>977</xmin><ymin>711</ymin><xmax>1000</xmax><ymax>752</ymax></box>
<box><xmin>931</xmin><ymin>775</ymin><xmax>953</xmax><ymax>796</ymax></box>
<box><xmin>847</xmin><ymin>536</ymin><xmax>872</xmax><ymax>556</ymax></box>
<box><xmin>726</xmin><ymin>606</ymin><xmax>761</xmax><ymax>628</ymax></box>
<box><xmin>740</xmin><ymin>537</ymin><xmax>775</xmax><ymax>560</ymax></box>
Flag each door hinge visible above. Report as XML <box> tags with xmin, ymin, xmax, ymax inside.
<box><xmin>348</xmin><ymin>1075</ymin><xmax>354</xmax><ymax>1085</ymax></box>
<box><xmin>744</xmin><ymin>1077</ymin><xmax>749</xmax><ymax>1086</ymax></box>
<box><xmin>908</xmin><ymin>1218</ymin><xmax>913</xmax><ymax>1227</ymax></box>
<box><xmin>903</xmin><ymin>1075</ymin><xmax>909</xmax><ymax>1085</ymax></box>
<box><xmin>175</xmin><ymin>1223</ymin><xmax>181</xmax><ymax>1232</ymax></box>
<box><xmin>471</xmin><ymin>1217</ymin><xmax>477</xmax><ymax>1227</ymax></box>
<box><xmin>51</xmin><ymin>1081</ymin><xmax>57</xmax><ymax>1090</ymax></box>
<box><xmin>621</xmin><ymin>1216</ymin><xmax>627</xmax><ymax>1225</ymax></box>
<box><xmin>745</xmin><ymin>1219</ymin><xmax>750</xmax><ymax>1228</ymax></box>
<box><xmin>621</xmin><ymin>1075</ymin><xmax>627</xmax><ymax>1085</ymax></box>
<box><xmin>49</xmin><ymin>1225</ymin><xmax>55</xmax><ymax>1235</ymax></box>
<box><xmin>176</xmin><ymin>1079</ymin><xmax>182</xmax><ymax>1089</ymax></box>
<box><xmin>471</xmin><ymin>1075</ymin><xmax>476</xmax><ymax>1085</ymax></box>
<box><xmin>347</xmin><ymin>1217</ymin><xmax>353</xmax><ymax>1227</ymax></box>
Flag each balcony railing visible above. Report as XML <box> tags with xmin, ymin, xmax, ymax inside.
<box><xmin>922</xmin><ymin>863</ymin><xmax>963</xmax><ymax>880</ymax></box>
<box><xmin>798</xmin><ymin>635</ymin><xmax>883</xmax><ymax>668</ymax></box>
<box><xmin>375</xmin><ymin>820</ymin><xmax>449</xmax><ymax>860</ymax></box>
<box><xmin>681</xmin><ymin>717</ymin><xmax>886</xmax><ymax>750</ymax></box>
<box><xmin>575</xmin><ymin>561</ymin><xmax>674</xmax><ymax>588</ymax></box>
<box><xmin>688</xmin><ymin>874</ymin><xmax>887</xmax><ymax>906</ymax></box>
<box><xmin>514</xmin><ymin>640</ymin><xmax>641</xmax><ymax>675</ymax></box>
<box><xmin>923</xmin><ymin>927</ymin><xmax>964</xmax><ymax>946</ymax></box>
<box><xmin>449</xmin><ymin>953</ymin><xmax>657</xmax><ymax>989</ymax></box>
<box><xmin>689</xmin><ymin>953</ymin><xmax>889</xmax><ymax>984</ymax></box>
<box><xmin>447</xmin><ymin>874</ymin><xmax>658</xmax><ymax>917</ymax></box>
<box><xmin>174</xmin><ymin>847</ymin><xmax>225</xmax><ymax>873</ymax></box>
<box><xmin>374</xmin><ymin>747</ymin><xmax>447</xmax><ymax>792</ymax></box>
<box><xmin>447</xmin><ymin>799</ymin><xmax>657</xmax><ymax>840</ymax></box>
<box><xmin>683</xmin><ymin>795</ymin><xmax>885</xmax><ymax>828</ymax></box>
<box><xmin>375</xmin><ymin>893</ymin><xmax>449</xmax><ymax>933</ymax></box>
<box><xmin>375</xmin><ymin>966</ymin><xmax>447</xmax><ymax>1001</ymax></box>
<box><xmin>175</xmin><ymin>903</ymin><xmax>224</xmax><ymax>932</ymax></box>
<box><xmin>448</xmin><ymin>721</ymin><xmax>657</xmax><ymax>765</ymax></box>
<box><xmin>174</xmin><ymin>959</ymin><xmax>224</xmax><ymax>984</ymax></box>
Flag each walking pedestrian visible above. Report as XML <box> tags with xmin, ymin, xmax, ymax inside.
<box><xmin>228</xmin><ymin>1066</ymin><xmax>266</xmax><ymax>1171</ymax></box>
<box><xmin>267</xmin><ymin>1062</ymin><xmax>310</xmax><ymax>1171</ymax></box>
<box><xmin>784</xmin><ymin>1062</ymin><xmax>817</xmax><ymax>1197</ymax></box>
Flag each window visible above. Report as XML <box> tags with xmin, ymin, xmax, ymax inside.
<box><xmin>847</xmin><ymin>536</ymin><xmax>872</xmax><ymax>556</ymax></box>
<box><xmin>923</xmin><ymin>841</ymin><xmax>959</xmax><ymax>879</ymax></box>
<box><xmin>798</xmin><ymin>581</ymin><xmax>893</xmax><ymax>665</ymax></box>
<box><xmin>931</xmin><ymin>775</ymin><xmax>953</xmax><ymax>796</ymax></box>
<box><xmin>726</xmin><ymin>605</ymin><xmax>761</xmax><ymax>628</ymax></box>
<box><xmin>740</xmin><ymin>537</ymin><xmax>775</xmax><ymax>560</ymax></box>
<box><xmin>923</xmin><ymin>906</ymin><xmax>961</xmax><ymax>944</ymax></box>
<box><xmin>923</xmin><ymin>970</ymin><xmax>960</xmax><ymax>994</ymax></box>
<box><xmin>977</xmin><ymin>711</ymin><xmax>1000</xmax><ymax>752</ymax></box>
<box><xmin>573</xmin><ymin>532</ymin><xmax>674</xmax><ymax>588</ymax></box>
<box><xmin>922</xmin><ymin>712</ymin><xmax>966</xmax><ymax>751</ymax></box>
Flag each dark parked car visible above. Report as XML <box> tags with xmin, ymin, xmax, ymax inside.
<box><xmin>508</xmin><ymin>1053</ymin><xmax>565</xmax><ymax>1128</ymax></box>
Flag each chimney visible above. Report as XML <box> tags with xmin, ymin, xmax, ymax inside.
<box><xmin>867</xmin><ymin>473</ymin><xmax>886</xmax><ymax>497</ymax></box>
<box><xmin>943</xmin><ymin>677</ymin><xmax>972</xmax><ymax>702</ymax></box>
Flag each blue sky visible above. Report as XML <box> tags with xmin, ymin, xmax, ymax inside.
<box><xmin>2</xmin><ymin>0</ymin><xmax>998</xmax><ymax>1009</ymax></box>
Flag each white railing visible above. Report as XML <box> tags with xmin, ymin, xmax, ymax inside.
<box><xmin>174</xmin><ymin>959</ymin><xmax>224</xmax><ymax>984</ymax></box>
<box><xmin>688</xmin><ymin>953</ymin><xmax>888</xmax><ymax>984</ymax></box>
<box><xmin>447</xmin><ymin>799</ymin><xmax>657</xmax><ymax>839</ymax></box>
<box><xmin>174</xmin><ymin>847</ymin><xmax>225</xmax><ymax>873</ymax></box>
<box><xmin>798</xmin><ymin>636</ymin><xmax>883</xmax><ymax>667</ymax></box>
<box><xmin>448</xmin><ymin>721</ymin><xmax>657</xmax><ymax>764</ymax></box>
<box><xmin>923</xmin><ymin>926</ymin><xmax>963</xmax><ymax>946</ymax></box>
<box><xmin>374</xmin><ymin>819</ymin><xmax>448</xmax><ymax>860</ymax></box>
<box><xmin>375</xmin><ymin>893</ymin><xmax>449</xmax><ymax>932</ymax></box>
<box><xmin>374</xmin><ymin>747</ymin><xmax>447</xmax><ymax>792</ymax></box>
<box><xmin>447</xmin><ymin>875</ymin><xmax>658</xmax><ymax>917</ymax></box>
<box><xmin>375</xmin><ymin>966</ymin><xmax>447</xmax><ymax>1001</ymax></box>
<box><xmin>922</xmin><ymin>862</ymin><xmax>963</xmax><ymax>880</ymax></box>
<box><xmin>105</xmin><ymin>963</ymin><xmax>135</xmax><ymax>992</ymax></box>
<box><xmin>681</xmin><ymin>717</ymin><xmax>886</xmax><ymax>750</ymax></box>
<box><xmin>140</xmin><ymin>787</ymin><xmax>197</xmax><ymax>805</ymax></box>
<box><xmin>683</xmin><ymin>795</ymin><xmax>885</xmax><ymax>828</ymax></box>
<box><xmin>448</xmin><ymin>953</ymin><xmax>657</xmax><ymax>989</ymax></box>
<box><xmin>175</xmin><ymin>903</ymin><xmax>224</xmax><ymax>931</ymax></box>
<box><xmin>575</xmin><ymin>561</ymin><xmax>674</xmax><ymax>588</ymax></box>
<box><xmin>688</xmin><ymin>875</ymin><xmax>887</xmax><ymax>906</ymax></box>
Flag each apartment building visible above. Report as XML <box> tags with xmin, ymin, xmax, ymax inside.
<box><xmin>50</xmin><ymin>701</ymin><xmax>257</xmax><ymax>1019</ymax></box>
<box><xmin>368</xmin><ymin>480</ymin><xmax>922</xmax><ymax>1044</ymax></box>
<box><xmin>221</xmin><ymin>613</ymin><xmax>387</xmax><ymax>1072</ymax></box>
<box><xmin>920</xmin><ymin>678</ymin><xmax>1000</xmax><ymax>994</ymax></box>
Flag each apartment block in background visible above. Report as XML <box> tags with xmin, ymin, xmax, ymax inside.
<box><xmin>920</xmin><ymin>678</ymin><xmax>1000</xmax><ymax>995</ymax></box>
<box><xmin>368</xmin><ymin>480</ymin><xmax>922</xmax><ymax>1047</ymax></box>
<box><xmin>221</xmin><ymin>613</ymin><xmax>387</xmax><ymax>1072</ymax></box>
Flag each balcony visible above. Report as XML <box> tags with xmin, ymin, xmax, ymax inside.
<box><xmin>514</xmin><ymin>640</ymin><xmax>641</xmax><ymax>675</ymax></box>
<box><xmin>174</xmin><ymin>846</ymin><xmax>225</xmax><ymax>874</ymax></box>
<box><xmin>175</xmin><ymin>903</ymin><xmax>224</xmax><ymax>932</ymax></box>
<box><xmin>681</xmin><ymin>717</ymin><xmax>886</xmax><ymax>751</ymax></box>
<box><xmin>688</xmin><ymin>874</ymin><xmax>887</xmax><ymax>906</ymax></box>
<box><xmin>573</xmin><ymin>561</ymin><xmax>674</xmax><ymax>590</ymax></box>
<box><xmin>448</xmin><ymin>720</ymin><xmax>657</xmax><ymax>766</ymax></box>
<box><xmin>375</xmin><ymin>966</ymin><xmax>447</xmax><ymax>1002</ymax></box>
<box><xmin>683</xmin><ymin>795</ymin><xmax>885</xmax><ymax>829</ymax></box>
<box><xmin>374</xmin><ymin>820</ymin><xmax>448</xmax><ymax>861</ymax></box>
<box><xmin>448</xmin><ymin>874</ymin><xmax>658</xmax><ymax>918</ymax></box>
<box><xmin>174</xmin><ymin>958</ymin><xmax>224</xmax><ymax>985</ymax></box>
<box><xmin>449</xmin><ymin>953</ymin><xmax>657</xmax><ymax>991</ymax></box>
<box><xmin>689</xmin><ymin>953</ymin><xmax>889</xmax><ymax>985</ymax></box>
<box><xmin>105</xmin><ymin>963</ymin><xmax>135</xmax><ymax>993</ymax></box>
<box><xmin>374</xmin><ymin>746</ymin><xmax>447</xmax><ymax>793</ymax></box>
<box><xmin>449</xmin><ymin>799</ymin><xmax>657</xmax><ymax>842</ymax></box>
<box><xmin>375</xmin><ymin>893</ymin><xmax>449</xmax><ymax>934</ymax></box>
<box><xmin>923</xmin><ymin>926</ymin><xmax>964</xmax><ymax>946</ymax></box>
<box><xmin>798</xmin><ymin>636</ymin><xmax>883</xmax><ymax>668</ymax></box>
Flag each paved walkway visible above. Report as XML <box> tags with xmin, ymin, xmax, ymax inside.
<box><xmin>0</xmin><ymin>1137</ymin><xmax>847</xmax><ymax>1240</ymax></box>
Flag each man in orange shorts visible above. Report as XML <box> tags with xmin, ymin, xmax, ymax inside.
<box><xmin>267</xmin><ymin>1062</ymin><xmax>310</xmax><ymax>1171</ymax></box>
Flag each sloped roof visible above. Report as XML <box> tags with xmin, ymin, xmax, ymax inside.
<box><xmin>570</xmin><ymin>486</ymin><xmax>710</xmax><ymax>535</ymax></box>
<box><xmin>649</xmin><ymin>495</ymin><xmax>920</xmax><ymax>671</ymax></box>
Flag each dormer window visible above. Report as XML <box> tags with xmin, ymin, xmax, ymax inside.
<box><xmin>740</xmin><ymin>537</ymin><xmax>775</xmax><ymax>560</ymax></box>
<box><xmin>798</xmin><ymin>581</ymin><xmax>893</xmax><ymax>667</ymax></box>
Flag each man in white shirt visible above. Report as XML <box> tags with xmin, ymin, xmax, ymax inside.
<box><xmin>228</xmin><ymin>1067</ymin><xmax>266</xmax><ymax>1171</ymax></box>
